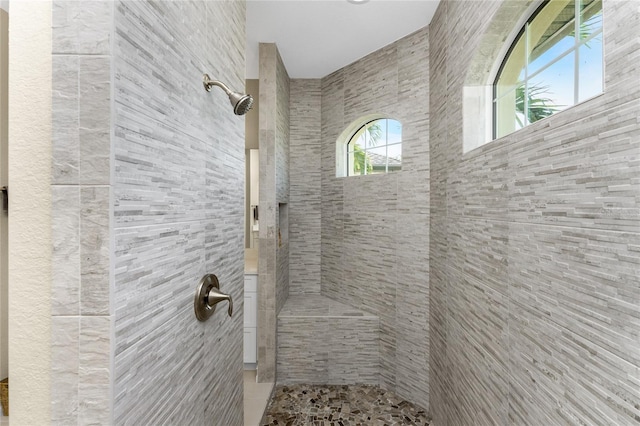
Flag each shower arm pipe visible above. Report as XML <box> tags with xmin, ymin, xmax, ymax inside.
<box><xmin>203</xmin><ymin>75</ymin><xmax>232</xmax><ymax>94</ymax></box>
<box><xmin>202</xmin><ymin>73</ymin><xmax>254</xmax><ymax>116</ymax></box>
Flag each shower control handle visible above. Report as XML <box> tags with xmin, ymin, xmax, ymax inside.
<box><xmin>194</xmin><ymin>274</ymin><xmax>234</xmax><ymax>321</ymax></box>
<box><xmin>207</xmin><ymin>287</ymin><xmax>233</xmax><ymax>317</ymax></box>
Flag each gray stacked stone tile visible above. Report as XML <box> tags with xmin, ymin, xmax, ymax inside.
<box><xmin>47</xmin><ymin>1</ymin><xmax>640</xmax><ymax>425</ymax></box>
<box><xmin>317</xmin><ymin>27</ymin><xmax>431</xmax><ymax>410</ymax></box>
<box><xmin>112</xmin><ymin>2</ymin><xmax>246</xmax><ymax>424</ymax></box>
<box><xmin>429</xmin><ymin>1</ymin><xmax>640</xmax><ymax>425</ymax></box>
<box><xmin>289</xmin><ymin>79</ymin><xmax>322</xmax><ymax>295</ymax></box>
<box><xmin>276</xmin><ymin>295</ymin><xmax>379</xmax><ymax>384</ymax></box>
<box><xmin>258</xmin><ymin>43</ymin><xmax>291</xmax><ymax>383</ymax></box>
<box><xmin>427</xmin><ymin>3</ymin><xmax>449</xmax><ymax>424</ymax></box>
<box><xmin>281</xmin><ymin>31</ymin><xmax>430</xmax><ymax>407</ymax></box>
<box><xmin>51</xmin><ymin>1</ymin><xmax>247</xmax><ymax>424</ymax></box>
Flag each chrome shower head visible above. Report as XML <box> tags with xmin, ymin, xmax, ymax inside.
<box><xmin>229</xmin><ymin>91</ymin><xmax>254</xmax><ymax>116</ymax></box>
<box><xmin>203</xmin><ymin>74</ymin><xmax>254</xmax><ymax>116</ymax></box>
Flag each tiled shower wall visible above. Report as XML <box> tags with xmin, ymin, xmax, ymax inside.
<box><xmin>51</xmin><ymin>1</ymin><xmax>247</xmax><ymax>424</ymax></box>
<box><xmin>289</xmin><ymin>79</ymin><xmax>322</xmax><ymax>295</ymax></box>
<box><xmin>113</xmin><ymin>1</ymin><xmax>245</xmax><ymax>424</ymax></box>
<box><xmin>276</xmin><ymin>48</ymin><xmax>291</xmax><ymax>314</ymax></box>
<box><xmin>318</xmin><ymin>28</ymin><xmax>430</xmax><ymax>409</ymax></box>
<box><xmin>51</xmin><ymin>1</ymin><xmax>112</xmax><ymax>423</ymax></box>
<box><xmin>429</xmin><ymin>1</ymin><xmax>640</xmax><ymax>425</ymax></box>
<box><xmin>258</xmin><ymin>43</ymin><xmax>290</xmax><ymax>383</ymax></box>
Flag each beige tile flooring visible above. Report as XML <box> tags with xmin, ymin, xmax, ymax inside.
<box><xmin>244</xmin><ymin>369</ymin><xmax>274</xmax><ymax>426</ymax></box>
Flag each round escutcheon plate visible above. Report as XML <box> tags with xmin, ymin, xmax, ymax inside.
<box><xmin>194</xmin><ymin>273</ymin><xmax>220</xmax><ymax>322</ymax></box>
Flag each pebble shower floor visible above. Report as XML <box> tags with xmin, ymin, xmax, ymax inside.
<box><xmin>261</xmin><ymin>384</ymin><xmax>430</xmax><ymax>425</ymax></box>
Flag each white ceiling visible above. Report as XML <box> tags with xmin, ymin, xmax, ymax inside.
<box><xmin>246</xmin><ymin>0</ymin><xmax>441</xmax><ymax>79</ymax></box>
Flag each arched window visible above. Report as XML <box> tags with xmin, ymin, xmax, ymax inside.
<box><xmin>343</xmin><ymin>118</ymin><xmax>402</xmax><ymax>176</ymax></box>
<box><xmin>493</xmin><ymin>0</ymin><xmax>603</xmax><ymax>139</ymax></box>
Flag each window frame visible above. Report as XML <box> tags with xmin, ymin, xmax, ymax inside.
<box><xmin>491</xmin><ymin>0</ymin><xmax>604</xmax><ymax>140</ymax></box>
<box><xmin>344</xmin><ymin>118</ymin><xmax>402</xmax><ymax>177</ymax></box>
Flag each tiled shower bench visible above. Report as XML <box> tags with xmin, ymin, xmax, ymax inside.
<box><xmin>276</xmin><ymin>294</ymin><xmax>379</xmax><ymax>384</ymax></box>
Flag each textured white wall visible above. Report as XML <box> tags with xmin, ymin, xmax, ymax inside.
<box><xmin>0</xmin><ymin>8</ymin><xmax>8</xmax><ymax>388</ymax></box>
<box><xmin>8</xmin><ymin>1</ymin><xmax>52</xmax><ymax>423</ymax></box>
